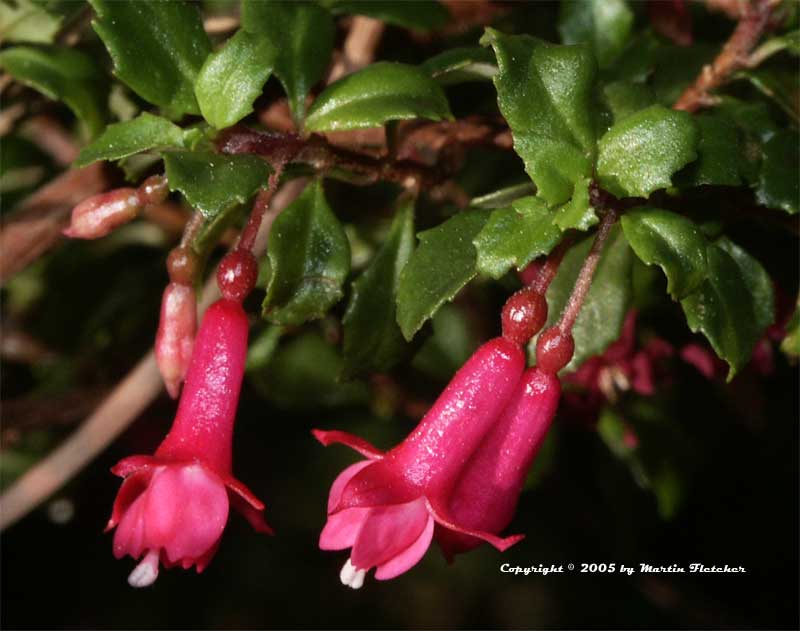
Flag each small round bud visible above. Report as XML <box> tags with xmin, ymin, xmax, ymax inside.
<box><xmin>536</xmin><ymin>327</ymin><xmax>574</xmax><ymax>374</ymax></box>
<box><xmin>167</xmin><ymin>247</ymin><xmax>198</xmax><ymax>285</ymax></box>
<box><xmin>63</xmin><ymin>188</ymin><xmax>141</xmax><ymax>239</ymax></box>
<box><xmin>501</xmin><ymin>288</ymin><xmax>548</xmax><ymax>345</ymax></box>
<box><xmin>137</xmin><ymin>175</ymin><xmax>169</xmax><ymax>206</ymax></box>
<box><xmin>217</xmin><ymin>249</ymin><xmax>258</xmax><ymax>302</ymax></box>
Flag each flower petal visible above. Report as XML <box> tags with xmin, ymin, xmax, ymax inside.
<box><xmin>351</xmin><ymin>498</ymin><xmax>430</xmax><ymax>570</ymax></box>
<box><xmin>327</xmin><ymin>460</ymin><xmax>373</xmax><ymax>513</ymax></box>
<box><xmin>319</xmin><ymin>507</ymin><xmax>370</xmax><ymax>550</ymax></box>
<box><xmin>312</xmin><ymin>429</ymin><xmax>384</xmax><ymax>460</ymax></box>
<box><xmin>229</xmin><ymin>491</ymin><xmax>273</xmax><ymax>535</ymax></box>
<box><xmin>426</xmin><ymin>498</ymin><xmax>524</xmax><ymax>552</ymax></box>
<box><xmin>333</xmin><ymin>459</ymin><xmax>418</xmax><ymax>513</ymax></box>
<box><xmin>374</xmin><ymin>514</ymin><xmax>434</xmax><ymax>580</ymax></box>
<box><xmin>106</xmin><ymin>469</ymin><xmax>152</xmax><ymax>532</ymax></box>
<box><xmin>111</xmin><ymin>454</ymin><xmax>165</xmax><ymax>478</ymax></box>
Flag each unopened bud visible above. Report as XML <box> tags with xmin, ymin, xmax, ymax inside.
<box><xmin>63</xmin><ymin>188</ymin><xmax>141</xmax><ymax>239</ymax></box>
<box><xmin>217</xmin><ymin>249</ymin><xmax>258</xmax><ymax>303</ymax></box>
<box><xmin>137</xmin><ymin>175</ymin><xmax>169</xmax><ymax>206</ymax></box>
<box><xmin>156</xmin><ymin>282</ymin><xmax>197</xmax><ymax>398</ymax></box>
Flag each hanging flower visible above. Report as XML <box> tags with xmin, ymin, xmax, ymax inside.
<box><xmin>314</xmin><ymin>337</ymin><xmax>526</xmax><ymax>588</ymax></box>
<box><xmin>107</xmin><ymin>298</ymin><xmax>270</xmax><ymax>587</ymax></box>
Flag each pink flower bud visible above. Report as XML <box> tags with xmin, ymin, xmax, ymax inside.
<box><xmin>155</xmin><ymin>282</ymin><xmax>197</xmax><ymax>399</ymax></box>
<box><xmin>63</xmin><ymin>188</ymin><xmax>141</xmax><ymax>239</ymax></box>
<box><xmin>107</xmin><ymin>298</ymin><xmax>270</xmax><ymax>587</ymax></box>
<box><xmin>314</xmin><ymin>337</ymin><xmax>527</xmax><ymax>587</ymax></box>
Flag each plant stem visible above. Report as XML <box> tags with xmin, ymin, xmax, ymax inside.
<box><xmin>557</xmin><ymin>209</ymin><xmax>619</xmax><ymax>335</ymax></box>
<box><xmin>238</xmin><ymin>167</ymin><xmax>283</xmax><ymax>253</ymax></box>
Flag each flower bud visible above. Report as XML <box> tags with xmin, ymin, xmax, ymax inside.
<box><xmin>155</xmin><ymin>283</ymin><xmax>197</xmax><ymax>399</ymax></box>
<box><xmin>63</xmin><ymin>188</ymin><xmax>142</xmax><ymax>239</ymax></box>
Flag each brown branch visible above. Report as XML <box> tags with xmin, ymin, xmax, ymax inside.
<box><xmin>0</xmin><ymin>163</ymin><xmax>112</xmax><ymax>284</ymax></box>
<box><xmin>674</xmin><ymin>0</ymin><xmax>775</xmax><ymax>112</ymax></box>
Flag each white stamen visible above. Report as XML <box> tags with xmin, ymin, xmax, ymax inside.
<box><xmin>339</xmin><ymin>558</ymin><xmax>367</xmax><ymax>589</ymax></box>
<box><xmin>128</xmin><ymin>549</ymin><xmax>160</xmax><ymax>588</ymax></box>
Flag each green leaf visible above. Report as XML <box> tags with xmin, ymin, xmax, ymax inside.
<box><xmin>680</xmin><ymin>238</ymin><xmax>774</xmax><ymax>380</ymax></box>
<box><xmin>421</xmin><ymin>46</ymin><xmax>497</xmax><ymax>86</ymax></box>
<box><xmin>473</xmin><ymin>196</ymin><xmax>562</xmax><ymax>279</ymax></box>
<box><xmin>677</xmin><ymin>112</ymin><xmax>743</xmax><ymax>187</ymax></box>
<box><xmin>757</xmin><ymin>130</ymin><xmax>799</xmax><ymax>214</ymax></box>
<box><xmin>531</xmin><ymin>225</ymin><xmax>632</xmax><ymax>371</ymax></box>
<box><xmin>195</xmin><ymin>29</ymin><xmax>277</xmax><ymax>129</ymax></box>
<box><xmin>597</xmin><ymin>104</ymin><xmax>698</xmax><ymax>198</ymax></box>
<box><xmin>241</xmin><ymin>0</ymin><xmax>334</xmax><ymax>125</ymax></box>
<box><xmin>621</xmin><ymin>207</ymin><xmax>707</xmax><ymax>300</ymax></box>
<box><xmin>163</xmin><ymin>151</ymin><xmax>270</xmax><ymax>219</ymax></box>
<box><xmin>780</xmin><ymin>300</ymin><xmax>800</xmax><ymax>358</ymax></box>
<box><xmin>553</xmin><ymin>176</ymin><xmax>597</xmax><ymax>231</ymax></box>
<box><xmin>322</xmin><ymin>0</ymin><xmax>449</xmax><ymax>31</ymax></box>
<box><xmin>75</xmin><ymin>112</ymin><xmax>200</xmax><ymax>167</ymax></box>
<box><xmin>89</xmin><ymin>0</ymin><xmax>211</xmax><ymax>117</ymax></box>
<box><xmin>342</xmin><ymin>199</ymin><xmax>415</xmax><ymax>378</ymax></box>
<box><xmin>305</xmin><ymin>62</ymin><xmax>453</xmax><ymax>132</ymax></box>
<box><xmin>396</xmin><ymin>210</ymin><xmax>489</xmax><ymax>340</ymax></box>
<box><xmin>481</xmin><ymin>29</ymin><xmax>596</xmax><ymax>206</ymax></box>
<box><xmin>558</xmin><ymin>0</ymin><xmax>634</xmax><ymax>69</ymax></box>
<box><xmin>263</xmin><ymin>181</ymin><xmax>350</xmax><ymax>325</ymax></box>
<box><xmin>737</xmin><ymin>67</ymin><xmax>800</xmax><ymax>122</ymax></box>
<box><xmin>599</xmin><ymin>80</ymin><xmax>656</xmax><ymax>131</ymax></box>
<box><xmin>0</xmin><ymin>0</ymin><xmax>63</xmax><ymax>43</ymax></box>
<box><xmin>0</xmin><ymin>45</ymin><xmax>106</xmax><ymax>137</ymax></box>
<box><xmin>471</xmin><ymin>182</ymin><xmax>536</xmax><ymax>209</ymax></box>
<box><xmin>750</xmin><ymin>30</ymin><xmax>800</xmax><ymax>65</ymax></box>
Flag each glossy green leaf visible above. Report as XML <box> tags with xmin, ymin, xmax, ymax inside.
<box><xmin>757</xmin><ymin>130</ymin><xmax>799</xmax><ymax>214</ymax></box>
<box><xmin>305</xmin><ymin>62</ymin><xmax>453</xmax><ymax>132</ymax></box>
<box><xmin>680</xmin><ymin>238</ymin><xmax>774</xmax><ymax>380</ymax></box>
<box><xmin>263</xmin><ymin>181</ymin><xmax>350</xmax><ymax>325</ymax></box>
<box><xmin>396</xmin><ymin>210</ymin><xmax>489</xmax><ymax>340</ymax></box>
<box><xmin>0</xmin><ymin>0</ymin><xmax>62</xmax><ymax>43</ymax></box>
<box><xmin>481</xmin><ymin>29</ymin><xmax>596</xmax><ymax>206</ymax></box>
<box><xmin>471</xmin><ymin>182</ymin><xmax>536</xmax><ymax>209</ymax></box>
<box><xmin>680</xmin><ymin>113</ymin><xmax>744</xmax><ymax>187</ymax></box>
<box><xmin>531</xmin><ymin>225</ymin><xmax>632</xmax><ymax>371</ymax></box>
<box><xmin>737</xmin><ymin>67</ymin><xmax>800</xmax><ymax>122</ymax></box>
<box><xmin>0</xmin><ymin>45</ymin><xmax>106</xmax><ymax>137</ymax></box>
<box><xmin>473</xmin><ymin>196</ymin><xmax>562</xmax><ymax>279</ymax></box>
<box><xmin>163</xmin><ymin>151</ymin><xmax>270</xmax><ymax>219</ymax></box>
<box><xmin>195</xmin><ymin>29</ymin><xmax>277</xmax><ymax>129</ymax></box>
<box><xmin>421</xmin><ymin>46</ymin><xmax>497</xmax><ymax>85</ymax></box>
<box><xmin>600</xmin><ymin>80</ymin><xmax>656</xmax><ymax>131</ymax></box>
<box><xmin>322</xmin><ymin>0</ymin><xmax>449</xmax><ymax>31</ymax></box>
<box><xmin>558</xmin><ymin>0</ymin><xmax>634</xmax><ymax>68</ymax></box>
<box><xmin>342</xmin><ymin>199</ymin><xmax>415</xmax><ymax>378</ymax></box>
<box><xmin>750</xmin><ymin>30</ymin><xmax>800</xmax><ymax>63</ymax></box>
<box><xmin>621</xmin><ymin>207</ymin><xmax>707</xmax><ymax>300</ymax></box>
<box><xmin>241</xmin><ymin>0</ymin><xmax>334</xmax><ymax>125</ymax></box>
<box><xmin>75</xmin><ymin>112</ymin><xmax>200</xmax><ymax>167</ymax></box>
<box><xmin>90</xmin><ymin>0</ymin><xmax>210</xmax><ymax>117</ymax></box>
<box><xmin>553</xmin><ymin>177</ymin><xmax>597</xmax><ymax>231</ymax></box>
<box><xmin>597</xmin><ymin>104</ymin><xmax>698</xmax><ymax>198</ymax></box>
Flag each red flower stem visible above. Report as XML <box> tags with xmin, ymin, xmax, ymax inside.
<box><xmin>532</xmin><ymin>237</ymin><xmax>573</xmax><ymax>295</ymax></box>
<box><xmin>179</xmin><ymin>211</ymin><xmax>204</xmax><ymax>249</ymax></box>
<box><xmin>238</xmin><ymin>167</ymin><xmax>283</xmax><ymax>253</ymax></box>
<box><xmin>557</xmin><ymin>209</ymin><xmax>618</xmax><ymax>335</ymax></box>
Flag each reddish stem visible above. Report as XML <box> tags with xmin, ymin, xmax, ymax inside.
<box><xmin>557</xmin><ymin>209</ymin><xmax>619</xmax><ymax>335</ymax></box>
<box><xmin>532</xmin><ymin>237</ymin><xmax>573</xmax><ymax>295</ymax></box>
<box><xmin>239</xmin><ymin>167</ymin><xmax>283</xmax><ymax>253</ymax></box>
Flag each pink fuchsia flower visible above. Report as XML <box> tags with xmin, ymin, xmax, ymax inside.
<box><xmin>314</xmin><ymin>337</ymin><xmax>526</xmax><ymax>588</ymax></box>
<box><xmin>436</xmin><ymin>367</ymin><xmax>561</xmax><ymax>559</ymax></box>
<box><xmin>107</xmin><ymin>298</ymin><xmax>271</xmax><ymax>587</ymax></box>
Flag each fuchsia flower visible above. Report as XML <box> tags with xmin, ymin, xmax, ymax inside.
<box><xmin>107</xmin><ymin>298</ymin><xmax>270</xmax><ymax>587</ymax></box>
<box><xmin>314</xmin><ymin>337</ymin><xmax>532</xmax><ymax>588</ymax></box>
<box><xmin>436</xmin><ymin>367</ymin><xmax>561</xmax><ymax>559</ymax></box>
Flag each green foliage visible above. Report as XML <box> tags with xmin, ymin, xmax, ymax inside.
<box><xmin>558</xmin><ymin>0</ymin><xmax>634</xmax><ymax>69</ymax></box>
<box><xmin>757</xmin><ymin>130</ymin><xmax>799</xmax><ymax>214</ymax></box>
<box><xmin>241</xmin><ymin>0</ymin><xmax>334</xmax><ymax>125</ymax></box>
<box><xmin>322</xmin><ymin>0</ymin><xmax>449</xmax><ymax>31</ymax></box>
<box><xmin>473</xmin><ymin>196</ymin><xmax>562</xmax><ymax>279</ymax></box>
<box><xmin>396</xmin><ymin>210</ymin><xmax>489</xmax><ymax>340</ymax></box>
<box><xmin>342</xmin><ymin>199</ymin><xmax>415</xmax><ymax>378</ymax></box>
<box><xmin>163</xmin><ymin>151</ymin><xmax>270</xmax><ymax>219</ymax></box>
<box><xmin>262</xmin><ymin>181</ymin><xmax>351</xmax><ymax>326</ymax></box>
<box><xmin>0</xmin><ymin>45</ymin><xmax>106</xmax><ymax>137</ymax></box>
<box><xmin>89</xmin><ymin>0</ymin><xmax>211</xmax><ymax>118</ymax></box>
<box><xmin>531</xmin><ymin>226</ymin><xmax>633</xmax><ymax>372</ymax></box>
<box><xmin>482</xmin><ymin>29</ymin><xmax>596</xmax><ymax>206</ymax></box>
<box><xmin>681</xmin><ymin>238</ymin><xmax>775</xmax><ymax>380</ymax></box>
<box><xmin>195</xmin><ymin>29</ymin><xmax>277</xmax><ymax>129</ymax></box>
<box><xmin>75</xmin><ymin>113</ymin><xmax>201</xmax><ymax>167</ymax></box>
<box><xmin>621</xmin><ymin>208</ymin><xmax>707</xmax><ymax>300</ymax></box>
<box><xmin>421</xmin><ymin>47</ymin><xmax>497</xmax><ymax>85</ymax></box>
<box><xmin>305</xmin><ymin>62</ymin><xmax>453</xmax><ymax>132</ymax></box>
<box><xmin>0</xmin><ymin>0</ymin><xmax>64</xmax><ymax>43</ymax></box>
<box><xmin>681</xmin><ymin>113</ymin><xmax>744</xmax><ymax>187</ymax></box>
<box><xmin>597</xmin><ymin>105</ymin><xmax>698</xmax><ymax>198</ymax></box>
<box><xmin>781</xmin><ymin>301</ymin><xmax>800</xmax><ymax>358</ymax></box>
